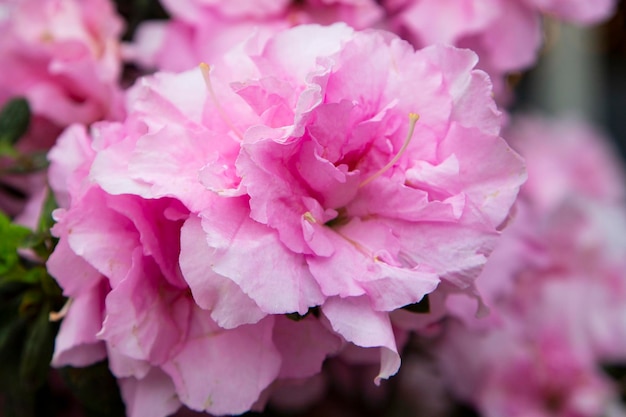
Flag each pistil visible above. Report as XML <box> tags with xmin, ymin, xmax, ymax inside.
<box><xmin>359</xmin><ymin>112</ymin><xmax>419</xmax><ymax>188</ymax></box>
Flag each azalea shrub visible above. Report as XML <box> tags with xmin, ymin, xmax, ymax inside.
<box><xmin>0</xmin><ymin>0</ymin><xmax>624</xmax><ymax>417</ymax></box>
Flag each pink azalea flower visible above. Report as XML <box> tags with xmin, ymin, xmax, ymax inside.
<box><xmin>507</xmin><ymin>116</ymin><xmax>626</xmax><ymax>209</ymax></box>
<box><xmin>47</xmin><ymin>24</ymin><xmax>525</xmax><ymax>415</ymax></box>
<box><xmin>128</xmin><ymin>0</ymin><xmax>384</xmax><ymax>72</ymax></box>
<box><xmin>47</xmin><ymin>124</ymin><xmax>342</xmax><ymax>416</ymax></box>
<box><xmin>0</xmin><ymin>0</ymin><xmax>124</xmax><ymax>128</ymax></box>
<box><xmin>439</xmin><ymin>116</ymin><xmax>626</xmax><ymax>416</ymax></box>
<box><xmin>384</xmin><ymin>0</ymin><xmax>617</xmax><ymax>99</ymax></box>
<box><xmin>0</xmin><ymin>0</ymin><xmax>125</xmax><ymax>217</ymax></box>
<box><xmin>448</xmin><ymin>116</ymin><xmax>626</xmax><ymax>327</ymax></box>
<box><xmin>128</xmin><ymin>0</ymin><xmax>617</xmax><ymax>103</ymax></box>
<box><xmin>436</xmin><ymin>320</ymin><xmax>622</xmax><ymax>417</ymax></box>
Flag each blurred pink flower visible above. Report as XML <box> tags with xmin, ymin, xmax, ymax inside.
<box><xmin>0</xmin><ymin>0</ymin><xmax>124</xmax><ymax>129</ymax></box>
<box><xmin>439</xmin><ymin>116</ymin><xmax>626</xmax><ymax>416</ymax></box>
<box><xmin>128</xmin><ymin>0</ymin><xmax>384</xmax><ymax>72</ymax></box>
<box><xmin>437</xmin><ymin>320</ymin><xmax>620</xmax><ymax>417</ymax></box>
<box><xmin>384</xmin><ymin>0</ymin><xmax>617</xmax><ymax>99</ymax></box>
<box><xmin>0</xmin><ymin>0</ymin><xmax>125</xmax><ymax>218</ymax></box>
<box><xmin>128</xmin><ymin>0</ymin><xmax>617</xmax><ymax>103</ymax></box>
<box><xmin>47</xmin><ymin>24</ymin><xmax>525</xmax><ymax>415</ymax></box>
<box><xmin>508</xmin><ymin>116</ymin><xmax>626</xmax><ymax>209</ymax></box>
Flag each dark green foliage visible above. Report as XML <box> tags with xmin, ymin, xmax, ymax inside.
<box><xmin>0</xmin><ymin>97</ymin><xmax>31</xmax><ymax>148</ymax></box>
<box><xmin>20</xmin><ymin>303</ymin><xmax>59</xmax><ymax>389</ymax></box>
<box><xmin>0</xmin><ymin>192</ymin><xmax>65</xmax><ymax>416</ymax></box>
<box><xmin>60</xmin><ymin>361</ymin><xmax>126</xmax><ymax>417</ymax></box>
<box><xmin>0</xmin><ymin>186</ymin><xmax>125</xmax><ymax>417</ymax></box>
<box><xmin>0</xmin><ymin>97</ymin><xmax>49</xmax><ymax>175</ymax></box>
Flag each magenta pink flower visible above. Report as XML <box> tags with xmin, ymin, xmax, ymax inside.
<box><xmin>507</xmin><ymin>116</ymin><xmax>626</xmax><ymax>210</ymax></box>
<box><xmin>448</xmin><ymin>116</ymin><xmax>626</xmax><ymax>325</ymax></box>
<box><xmin>438</xmin><ymin>116</ymin><xmax>626</xmax><ymax>416</ymax></box>
<box><xmin>48</xmin><ymin>24</ymin><xmax>525</xmax><ymax>415</ymax></box>
<box><xmin>384</xmin><ymin>0</ymin><xmax>617</xmax><ymax>99</ymax></box>
<box><xmin>129</xmin><ymin>0</ymin><xmax>617</xmax><ymax>102</ymax></box>
<box><xmin>0</xmin><ymin>0</ymin><xmax>124</xmax><ymax>129</ymax></box>
<box><xmin>47</xmin><ymin>124</ymin><xmax>342</xmax><ymax>416</ymax></box>
<box><xmin>0</xmin><ymin>0</ymin><xmax>125</xmax><ymax>217</ymax></box>
<box><xmin>129</xmin><ymin>0</ymin><xmax>384</xmax><ymax>72</ymax></box>
<box><xmin>436</xmin><ymin>320</ymin><xmax>621</xmax><ymax>417</ymax></box>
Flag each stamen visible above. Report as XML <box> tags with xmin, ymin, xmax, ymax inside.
<box><xmin>359</xmin><ymin>113</ymin><xmax>419</xmax><ymax>188</ymax></box>
<box><xmin>303</xmin><ymin>211</ymin><xmax>317</xmax><ymax>224</ymax></box>
<box><xmin>335</xmin><ymin>229</ymin><xmax>373</xmax><ymax>258</ymax></box>
<box><xmin>49</xmin><ymin>298</ymin><xmax>73</xmax><ymax>322</ymax></box>
<box><xmin>199</xmin><ymin>63</ymin><xmax>243</xmax><ymax>140</ymax></box>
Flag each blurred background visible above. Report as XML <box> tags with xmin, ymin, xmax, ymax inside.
<box><xmin>516</xmin><ymin>0</ymin><xmax>626</xmax><ymax>159</ymax></box>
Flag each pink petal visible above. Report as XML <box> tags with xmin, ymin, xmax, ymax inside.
<box><xmin>47</xmin><ymin>232</ymin><xmax>102</xmax><ymax>297</ymax></box>
<box><xmin>180</xmin><ymin>215</ymin><xmax>267</xmax><ymax>329</ymax></box>
<box><xmin>119</xmin><ymin>369</ymin><xmax>181</xmax><ymax>417</ymax></box>
<box><xmin>98</xmin><ymin>250</ymin><xmax>191</xmax><ymax>366</ymax></box>
<box><xmin>322</xmin><ymin>296</ymin><xmax>400</xmax><ymax>384</ymax></box>
<box><xmin>198</xmin><ymin>198</ymin><xmax>324</xmax><ymax>315</ymax></box>
<box><xmin>52</xmin><ymin>280</ymin><xmax>108</xmax><ymax>367</ymax></box>
<box><xmin>162</xmin><ymin>310</ymin><xmax>281</xmax><ymax>415</ymax></box>
<box><xmin>273</xmin><ymin>315</ymin><xmax>342</xmax><ymax>379</ymax></box>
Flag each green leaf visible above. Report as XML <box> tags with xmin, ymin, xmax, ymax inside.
<box><xmin>0</xmin><ymin>279</ymin><xmax>32</xmax><ymax>302</ymax></box>
<box><xmin>37</xmin><ymin>187</ymin><xmax>58</xmax><ymax>235</ymax></box>
<box><xmin>0</xmin><ymin>304</ymin><xmax>27</xmax><ymax>388</ymax></box>
<box><xmin>1</xmin><ymin>150</ymin><xmax>49</xmax><ymax>175</ymax></box>
<box><xmin>19</xmin><ymin>302</ymin><xmax>58</xmax><ymax>390</ymax></box>
<box><xmin>0</xmin><ymin>97</ymin><xmax>31</xmax><ymax>146</ymax></box>
<box><xmin>18</xmin><ymin>189</ymin><xmax>58</xmax><ymax>260</ymax></box>
<box><xmin>61</xmin><ymin>361</ymin><xmax>126</xmax><ymax>417</ymax></box>
<box><xmin>2</xmin><ymin>389</ymin><xmax>36</xmax><ymax>417</ymax></box>
<box><xmin>0</xmin><ymin>212</ymin><xmax>31</xmax><ymax>275</ymax></box>
<box><xmin>18</xmin><ymin>288</ymin><xmax>43</xmax><ymax>318</ymax></box>
<box><xmin>0</xmin><ymin>140</ymin><xmax>19</xmax><ymax>158</ymax></box>
<box><xmin>20</xmin><ymin>232</ymin><xmax>46</xmax><ymax>249</ymax></box>
<box><xmin>40</xmin><ymin>271</ymin><xmax>63</xmax><ymax>299</ymax></box>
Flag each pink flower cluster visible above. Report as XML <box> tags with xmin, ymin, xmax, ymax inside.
<box><xmin>47</xmin><ymin>24</ymin><xmax>526</xmax><ymax>415</ymax></box>
<box><xmin>0</xmin><ymin>0</ymin><xmax>620</xmax><ymax>415</ymax></box>
<box><xmin>129</xmin><ymin>0</ymin><xmax>617</xmax><ymax>99</ymax></box>
<box><xmin>0</xmin><ymin>0</ymin><xmax>124</xmax><ymax>218</ymax></box>
<box><xmin>433</xmin><ymin>116</ymin><xmax>626</xmax><ymax>417</ymax></box>
<box><xmin>386</xmin><ymin>0</ymin><xmax>617</xmax><ymax>97</ymax></box>
<box><xmin>0</xmin><ymin>0</ymin><xmax>124</xmax><ymax>130</ymax></box>
<box><xmin>129</xmin><ymin>0</ymin><xmax>384</xmax><ymax>72</ymax></box>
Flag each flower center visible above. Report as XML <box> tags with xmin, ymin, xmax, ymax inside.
<box><xmin>359</xmin><ymin>112</ymin><xmax>419</xmax><ymax>188</ymax></box>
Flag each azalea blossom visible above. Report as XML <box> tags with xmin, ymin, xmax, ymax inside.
<box><xmin>0</xmin><ymin>0</ymin><xmax>124</xmax><ymax>128</ymax></box>
<box><xmin>48</xmin><ymin>24</ymin><xmax>525</xmax><ymax>415</ymax></box>
<box><xmin>438</xmin><ymin>116</ymin><xmax>626</xmax><ymax>416</ymax></box>
<box><xmin>0</xmin><ymin>0</ymin><xmax>124</xmax><ymax>217</ymax></box>
<box><xmin>129</xmin><ymin>0</ymin><xmax>617</xmax><ymax>102</ymax></box>
<box><xmin>383</xmin><ymin>0</ymin><xmax>618</xmax><ymax>99</ymax></box>
<box><xmin>129</xmin><ymin>0</ymin><xmax>384</xmax><ymax>72</ymax></box>
<box><xmin>436</xmin><ymin>319</ymin><xmax>622</xmax><ymax>417</ymax></box>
